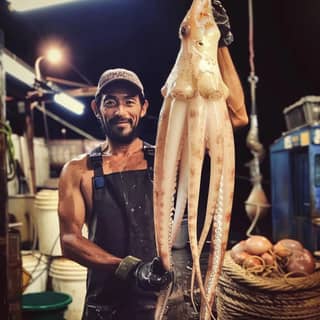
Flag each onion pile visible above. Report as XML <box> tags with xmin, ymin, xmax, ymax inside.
<box><xmin>230</xmin><ymin>236</ymin><xmax>316</xmax><ymax>277</ymax></box>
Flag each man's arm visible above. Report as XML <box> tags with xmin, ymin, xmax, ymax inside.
<box><xmin>212</xmin><ymin>0</ymin><xmax>249</xmax><ymax>128</ymax></box>
<box><xmin>58</xmin><ymin>159</ymin><xmax>121</xmax><ymax>271</ymax></box>
<box><xmin>218</xmin><ymin>47</ymin><xmax>249</xmax><ymax>129</ymax></box>
<box><xmin>58</xmin><ymin>158</ymin><xmax>173</xmax><ymax>291</ymax></box>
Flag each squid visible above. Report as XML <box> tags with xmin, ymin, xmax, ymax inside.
<box><xmin>153</xmin><ymin>0</ymin><xmax>248</xmax><ymax>319</ymax></box>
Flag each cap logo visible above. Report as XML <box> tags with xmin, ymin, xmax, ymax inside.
<box><xmin>96</xmin><ymin>68</ymin><xmax>144</xmax><ymax>98</ymax></box>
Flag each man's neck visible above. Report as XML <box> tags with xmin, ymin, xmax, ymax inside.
<box><xmin>103</xmin><ymin>138</ymin><xmax>143</xmax><ymax>157</ymax></box>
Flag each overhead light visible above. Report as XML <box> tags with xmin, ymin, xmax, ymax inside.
<box><xmin>54</xmin><ymin>92</ymin><xmax>85</xmax><ymax>115</ymax></box>
<box><xmin>9</xmin><ymin>0</ymin><xmax>83</xmax><ymax>12</ymax></box>
<box><xmin>3</xmin><ymin>49</ymin><xmax>85</xmax><ymax>116</ymax></box>
<box><xmin>46</xmin><ymin>48</ymin><xmax>63</xmax><ymax>65</ymax></box>
<box><xmin>3</xmin><ymin>51</ymin><xmax>35</xmax><ymax>87</ymax></box>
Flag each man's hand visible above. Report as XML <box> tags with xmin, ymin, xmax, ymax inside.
<box><xmin>115</xmin><ymin>256</ymin><xmax>173</xmax><ymax>292</ymax></box>
<box><xmin>134</xmin><ymin>257</ymin><xmax>173</xmax><ymax>291</ymax></box>
<box><xmin>212</xmin><ymin>0</ymin><xmax>234</xmax><ymax>47</ymax></box>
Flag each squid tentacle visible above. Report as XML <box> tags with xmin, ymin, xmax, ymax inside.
<box><xmin>154</xmin><ymin>98</ymin><xmax>188</xmax><ymax>318</ymax></box>
<box><xmin>154</xmin><ymin>98</ymin><xmax>185</xmax><ymax>268</ymax></box>
<box><xmin>187</xmin><ymin>95</ymin><xmax>214</xmax><ymax>318</ymax></box>
<box><xmin>172</xmin><ymin>132</ymin><xmax>188</xmax><ymax>244</ymax></box>
<box><xmin>190</xmin><ymin>98</ymin><xmax>225</xmax><ymax>316</ymax></box>
<box><xmin>198</xmin><ymin>96</ymin><xmax>225</xmax><ymax>254</ymax></box>
<box><xmin>201</xmin><ymin>109</ymin><xmax>234</xmax><ymax>320</ymax></box>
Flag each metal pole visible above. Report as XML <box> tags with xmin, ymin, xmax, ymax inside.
<box><xmin>0</xmin><ymin>28</ymin><xmax>9</xmax><ymax>319</ymax></box>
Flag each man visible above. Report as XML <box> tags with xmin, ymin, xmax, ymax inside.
<box><xmin>58</xmin><ymin>68</ymin><xmax>172</xmax><ymax>320</ymax></box>
<box><xmin>58</xmin><ymin>1</ymin><xmax>247</xmax><ymax>319</ymax></box>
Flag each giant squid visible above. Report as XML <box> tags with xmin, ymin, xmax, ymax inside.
<box><xmin>153</xmin><ymin>0</ymin><xmax>248</xmax><ymax>319</ymax></box>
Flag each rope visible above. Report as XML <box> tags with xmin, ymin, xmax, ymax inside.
<box><xmin>246</xmin><ymin>0</ymin><xmax>264</xmax><ymax>160</ymax></box>
<box><xmin>248</xmin><ymin>0</ymin><xmax>258</xmax><ymax>116</ymax></box>
<box><xmin>245</xmin><ymin>204</ymin><xmax>261</xmax><ymax>237</ymax></box>
<box><xmin>216</xmin><ymin>252</ymin><xmax>320</xmax><ymax>319</ymax></box>
<box><xmin>0</xmin><ymin>120</ymin><xmax>16</xmax><ymax>180</ymax></box>
<box><xmin>244</xmin><ymin>0</ymin><xmax>270</xmax><ymax>236</ymax></box>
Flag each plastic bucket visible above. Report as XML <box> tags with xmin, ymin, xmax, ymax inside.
<box><xmin>49</xmin><ymin>258</ymin><xmax>87</xmax><ymax>320</ymax></box>
<box><xmin>33</xmin><ymin>137</ymin><xmax>50</xmax><ymax>187</ymax></box>
<box><xmin>22</xmin><ymin>291</ymin><xmax>72</xmax><ymax>320</ymax></box>
<box><xmin>34</xmin><ymin>189</ymin><xmax>61</xmax><ymax>256</ymax></box>
<box><xmin>22</xmin><ymin>251</ymin><xmax>48</xmax><ymax>294</ymax></box>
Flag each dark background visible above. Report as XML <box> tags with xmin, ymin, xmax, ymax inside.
<box><xmin>1</xmin><ymin>0</ymin><xmax>320</xmax><ymax>241</ymax></box>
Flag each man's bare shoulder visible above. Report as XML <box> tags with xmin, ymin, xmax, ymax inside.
<box><xmin>60</xmin><ymin>153</ymin><xmax>90</xmax><ymax>182</ymax></box>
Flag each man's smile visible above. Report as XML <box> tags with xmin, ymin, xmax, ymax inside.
<box><xmin>109</xmin><ymin>117</ymin><xmax>132</xmax><ymax>127</ymax></box>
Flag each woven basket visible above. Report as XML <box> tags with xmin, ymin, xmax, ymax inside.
<box><xmin>216</xmin><ymin>251</ymin><xmax>320</xmax><ymax>320</ymax></box>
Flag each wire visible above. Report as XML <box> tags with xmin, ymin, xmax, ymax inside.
<box><xmin>22</xmin><ymin>234</ymin><xmax>60</xmax><ymax>291</ymax></box>
<box><xmin>70</xmin><ymin>63</ymin><xmax>93</xmax><ymax>86</ymax></box>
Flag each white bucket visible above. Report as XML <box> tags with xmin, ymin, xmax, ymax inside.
<box><xmin>33</xmin><ymin>137</ymin><xmax>50</xmax><ymax>188</ymax></box>
<box><xmin>49</xmin><ymin>258</ymin><xmax>87</xmax><ymax>320</ymax></box>
<box><xmin>34</xmin><ymin>189</ymin><xmax>61</xmax><ymax>256</ymax></box>
<box><xmin>22</xmin><ymin>251</ymin><xmax>48</xmax><ymax>294</ymax></box>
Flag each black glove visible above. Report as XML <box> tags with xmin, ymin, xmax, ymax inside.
<box><xmin>115</xmin><ymin>256</ymin><xmax>173</xmax><ymax>292</ymax></box>
<box><xmin>212</xmin><ymin>0</ymin><xmax>234</xmax><ymax>47</ymax></box>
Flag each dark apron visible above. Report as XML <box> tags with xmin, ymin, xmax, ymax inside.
<box><xmin>82</xmin><ymin>142</ymin><xmax>157</xmax><ymax>320</ymax></box>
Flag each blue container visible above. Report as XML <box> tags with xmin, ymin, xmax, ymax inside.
<box><xmin>270</xmin><ymin>124</ymin><xmax>320</xmax><ymax>252</ymax></box>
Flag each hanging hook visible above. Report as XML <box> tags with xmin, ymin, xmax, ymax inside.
<box><xmin>245</xmin><ymin>0</ymin><xmax>270</xmax><ymax>235</ymax></box>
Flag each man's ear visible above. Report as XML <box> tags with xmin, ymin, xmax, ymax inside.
<box><xmin>91</xmin><ymin>99</ymin><xmax>100</xmax><ymax>118</ymax></box>
<box><xmin>140</xmin><ymin>99</ymin><xmax>149</xmax><ymax>118</ymax></box>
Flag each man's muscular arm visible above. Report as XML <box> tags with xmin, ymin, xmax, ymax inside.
<box><xmin>58</xmin><ymin>159</ymin><xmax>121</xmax><ymax>271</ymax></box>
<box><xmin>58</xmin><ymin>158</ymin><xmax>173</xmax><ymax>291</ymax></box>
<box><xmin>212</xmin><ymin>0</ymin><xmax>249</xmax><ymax>128</ymax></box>
<box><xmin>218</xmin><ymin>46</ymin><xmax>249</xmax><ymax>128</ymax></box>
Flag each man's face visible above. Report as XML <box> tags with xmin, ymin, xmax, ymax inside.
<box><xmin>97</xmin><ymin>83</ymin><xmax>148</xmax><ymax>144</ymax></box>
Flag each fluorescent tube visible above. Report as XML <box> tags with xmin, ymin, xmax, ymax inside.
<box><xmin>3</xmin><ymin>49</ymin><xmax>85</xmax><ymax>115</ymax></box>
<box><xmin>10</xmin><ymin>0</ymin><xmax>82</xmax><ymax>12</ymax></box>
<box><xmin>54</xmin><ymin>92</ymin><xmax>85</xmax><ymax>115</ymax></box>
<box><xmin>3</xmin><ymin>52</ymin><xmax>35</xmax><ymax>87</ymax></box>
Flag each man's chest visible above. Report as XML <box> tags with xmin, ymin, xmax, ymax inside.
<box><xmin>80</xmin><ymin>153</ymin><xmax>148</xmax><ymax>214</ymax></box>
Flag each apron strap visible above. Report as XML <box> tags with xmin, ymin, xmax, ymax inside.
<box><xmin>143</xmin><ymin>141</ymin><xmax>155</xmax><ymax>179</ymax></box>
<box><xmin>89</xmin><ymin>141</ymin><xmax>154</xmax><ymax>188</ymax></box>
<box><xmin>89</xmin><ymin>146</ymin><xmax>105</xmax><ymax>189</ymax></box>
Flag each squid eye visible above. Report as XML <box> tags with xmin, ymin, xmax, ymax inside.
<box><xmin>180</xmin><ymin>24</ymin><xmax>190</xmax><ymax>37</ymax></box>
<box><xmin>198</xmin><ymin>41</ymin><xmax>204</xmax><ymax>46</ymax></box>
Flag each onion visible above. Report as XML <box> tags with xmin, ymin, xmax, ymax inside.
<box><xmin>277</xmin><ymin>239</ymin><xmax>303</xmax><ymax>251</ymax></box>
<box><xmin>273</xmin><ymin>242</ymin><xmax>291</xmax><ymax>257</ymax></box>
<box><xmin>231</xmin><ymin>240</ymin><xmax>246</xmax><ymax>256</ymax></box>
<box><xmin>243</xmin><ymin>256</ymin><xmax>263</xmax><ymax>268</ymax></box>
<box><xmin>230</xmin><ymin>241</ymin><xmax>250</xmax><ymax>265</ymax></box>
<box><xmin>232</xmin><ymin>251</ymin><xmax>251</xmax><ymax>266</ymax></box>
<box><xmin>286</xmin><ymin>249</ymin><xmax>316</xmax><ymax>276</ymax></box>
<box><xmin>274</xmin><ymin>239</ymin><xmax>303</xmax><ymax>257</ymax></box>
<box><xmin>245</xmin><ymin>235</ymin><xmax>272</xmax><ymax>255</ymax></box>
<box><xmin>261</xmin><ymin>252</ymin><xmax>275</xmax><ymax>266</ymax></box>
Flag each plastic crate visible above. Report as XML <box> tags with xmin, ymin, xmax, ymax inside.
<box><xmin>283</xmin><ymin>96</ymin><xmax>320</xmax><ymax>131</ymax></box>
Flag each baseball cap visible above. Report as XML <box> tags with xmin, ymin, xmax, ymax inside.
<box><xmin>95</xmin><ymin>68</ymin><xmax>145</xmax><ymax>98</ymax></box>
